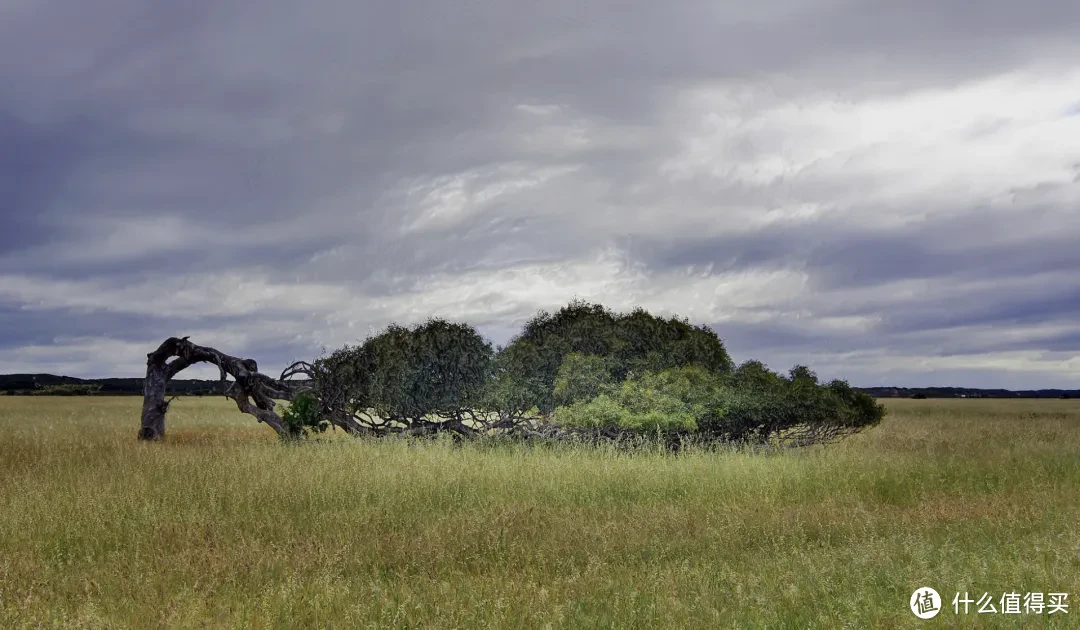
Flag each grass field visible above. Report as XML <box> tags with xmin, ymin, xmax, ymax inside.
<box><xmin>1</xmin><ymin>396</ymin><xmax>1079</xmax><ymax>628</ymax></box>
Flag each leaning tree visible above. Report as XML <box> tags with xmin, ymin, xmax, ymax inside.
<box><xmin>138</xmin><ymin>304</ymin><xmax>884</xmax><ymax>447</ymax></box>
<box><xmin>138</xmin><ymin>320</ymin><xmax>509</xmax><ymax>441</ymax></box>
<box><xmin>138</xmin><ymin>336</ymin><xmax>321</xmax><ymax>440</ymax></box>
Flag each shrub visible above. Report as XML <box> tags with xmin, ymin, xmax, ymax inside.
<box><xmin>555</xmin><ymin>366</ymin><xmax>724</xmax><ymax>436</ymax></box>
<box><xmin>714</xmin><ymin>372</ymin><xmax>885</xmax><ymax>445</ymax></box>
<box><xmin>495</xmin><ymin>300</ymin><xmax>619</xmax><ymax>413</ymax></box>
<box><xmin>553</xmin><ymin>353</ymin><xmax>617</xmax><ymax>407</ymax></box>
<box><xmin>282</xmin><ymin>392</ymin><xmax>329</xmax><ymax>439</ymax></box>
<box><xmin>554</xmin><ymin>363</ymin><xmax>885</xmax><ymax>447</ymax></box>
<box><xmin>731</xmin><ymin>360</ymin><xmax>785</xmax><ymax>390</ymax></box>
<box><xmin>554</xmin><ymin>381</ymin><xmax>700</xmax><ymax>435</ymax></box>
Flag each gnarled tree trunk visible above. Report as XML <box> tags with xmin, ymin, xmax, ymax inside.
<box><xmin>138</xmin><ymin>337</ymin><xmax>312</xmax><ymax>440</ymax></box>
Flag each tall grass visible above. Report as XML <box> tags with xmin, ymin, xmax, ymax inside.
<box><xmin>1</xmin><ymin>396</ymin><xmax>1079</xmax><ymax>628</ymax></box>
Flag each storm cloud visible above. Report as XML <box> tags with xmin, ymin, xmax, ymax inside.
<box><xmin>1</xmin><ymin>0</ymin><xmax>1079</xmax><ymax>387</ymax></box>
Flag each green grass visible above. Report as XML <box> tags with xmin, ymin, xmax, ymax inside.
<box><xmin>1</xmin><ymin>396</ymin><xmax>1079</xmax><ymax>628</ymax></box>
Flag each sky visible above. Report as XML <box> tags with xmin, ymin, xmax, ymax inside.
<box><xmin>1</xmin><ymin>0</ymin><xmax>1079</xmax><ymax>388</ymax></box>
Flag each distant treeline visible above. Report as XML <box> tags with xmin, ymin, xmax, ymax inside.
<box><xmin>1</xmin><ymin>373</ymin><xmax>1074</xmax><ymax>399</ymax></box>
<box><xmin>0</xmin><ymin>374</ymin><xmax>257</xmax><ymax>396</ymax></box>
<box><xmin>861</xmin><ymin>387</ymin><xmax>1077</xmax><ymax>399</ymax></box>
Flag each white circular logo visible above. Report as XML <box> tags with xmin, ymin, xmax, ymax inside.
<box><xmin>910</xmin><ymin>587</ymin><xmax>942</xmax><ymax>619</ymax></box>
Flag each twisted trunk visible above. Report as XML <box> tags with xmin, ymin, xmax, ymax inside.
<box><xmin>138</xmin><ymin>337</ymin><xmax>312</xmax><ymax>440</ymax></box>
<box><xmin>139</xmin><ymin>338</ymin><xmax>551</xmax><ymax>442</ymax></box>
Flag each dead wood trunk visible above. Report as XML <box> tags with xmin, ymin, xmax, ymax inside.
<box><xmin>139</xmin><ymin>337</ymin><xmax>311</xmax><ymax>440</ymax></box>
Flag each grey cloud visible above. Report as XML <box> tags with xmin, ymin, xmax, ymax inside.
<box><xmin>635</xmin><ymin>208</ymin><xmax>1080</xmax><ymax>292</ymax></box>
<box><xmin>0</xmin><ymin>113</ymin><xmax>108</xmax><ymax>253</ymax></box>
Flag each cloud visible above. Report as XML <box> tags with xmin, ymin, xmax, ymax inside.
<box><xmin>0</xmin><ymin>0</ymin><xmax>1078</xmax><ymax>387</ymax></box>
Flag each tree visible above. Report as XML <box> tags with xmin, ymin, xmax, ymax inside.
<box><xmin>731</xmin><ymin>360</ymin><xmax>785</xmax><ymax>390</ymax></box>
<box><xmin>612</xmin><ymin>308</ymin><xmax>733</xmax><ymax>378</ymax></box>
<box><xmin>496</xmin><ymin>300</ymin><xmax>620</xmax><ymax>413</ymax></box>
<box><xmin>139</xmin><ymin>303</ymin><xmax>882</xmax><ymax>449</ymax></box>
<box><xmin>495</xmin><ymin>301</ymin><xmax>733</xmax><ymax>413</ymax></box>
<box><xmin>314</xmin><ymin>318</ymin><xmax>494</xmax><ymax>437</ymax></box>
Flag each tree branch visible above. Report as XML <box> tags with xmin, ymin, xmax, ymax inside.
<box><xmin>139</xmin><ymin>337</ymin><xmax>308</xmax><ymax>440</ymax></box>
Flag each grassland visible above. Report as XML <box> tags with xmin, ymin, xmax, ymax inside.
<box><xmin>1</xmin><ymin>396</ymin><xmax>1079</xmax><ymax>628</ymax></box>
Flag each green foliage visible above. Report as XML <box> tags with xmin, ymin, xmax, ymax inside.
<box><xmin>554</xmin><ymin>363</ymin><xmax>884</xmax><ymax>445</ymax></box>
<box><xmin>555</xmin><ymin>366</ymin><xmax>722</xmax><ymax>435</ymax></box>
<box><xmin>553</xmin><ymin>353</ymin><xmax>617</xmax><ymax>407</ymax></box>
<box><xmin>788</xmin><ymin>365</ymin><xmax>819</xmax><ymax>386</ymax></box>
<box><xmin>281</xmin><ymin>392</ymin><xmax>329</xmax><ymax>439</ymax></box>
<box><xmin>716</xmin><ymin>370</ymin><xmax>885</xmax><ymax>444</ymax></box>
<box><xmin>731</xmin><ymin>360</ymin><xmax>785</xmax><ymax>390</ymax></box>
<box><xmin>481</xmin><ymin>349</ymin><xmax>544</xmax><ymax>419</ymax></box>
<box><xmin>496</xmin><ymin>300</ymin><xmax>619</xmax><ymax>413</ymax></box>
<box><xmin>612</xmin><ymin>308</ymin><xmax>734</xmax><ymax>378</ymax></box>
<box><xmin>317</xmin><ymin>318</ymin><xmax>493</xmax><ymax>422</ymax></box>
<box><xmin>312</xmin><ymin>342</ymin><xmax>370</xmax><ymax>413</ymax></box>
<box><xmin>309</xmin><ymin>300</ymin><xmax>879</xmax><ymax>447</ymax></box>
<box><xmin>554</xmin><ymin>388</ymin><xmax>699</xmax><ymax>434</ymax></box>
<box><xmin>496</xmin><ymin>301</ymin><xmax>733</xmax><ymax>413</ymax></box>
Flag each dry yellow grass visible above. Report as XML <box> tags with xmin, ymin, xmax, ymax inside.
<box><xmin>1</xmin><ymin>396</ymin><xmax>1078</xmax><ymax>628</ymax></box>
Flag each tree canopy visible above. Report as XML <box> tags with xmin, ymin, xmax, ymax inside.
<box><xmin>300</xmin><ymin>300</ymin><xmax>881</xmax><ymax>447</ymax></box>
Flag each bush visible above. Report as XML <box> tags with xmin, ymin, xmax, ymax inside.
<box><xmin>554</xmin><ymin>380</ymin><xmax>701</xmax><ymax>435</ymax></box>
<box><xmin>715</xmin><ymin>373</ymin><xmax>884</xmax><ymax>445</ymax></box>
<box><xmin>282</xmin><ymin>392</ymin><xmax>329</xmax><ymax>439</ymax></box>
<box><xmin>553</xmin><ymin>353</ymin><xmax>617</xmax><ymax>407</ymax></box>
<box><xmin>555</xmin><ymin>366</ymin><xmax>721</xmax><ymax>436</ymax></box>
<box><xmin>554</xmin><ymin>364</ymin><xmax>884</xmax><ymax>447</ymax></box>
<box><xmin>731</xmin><ymin>360</ymin><xmax>786</xmax><ymax>390</ymax></box>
